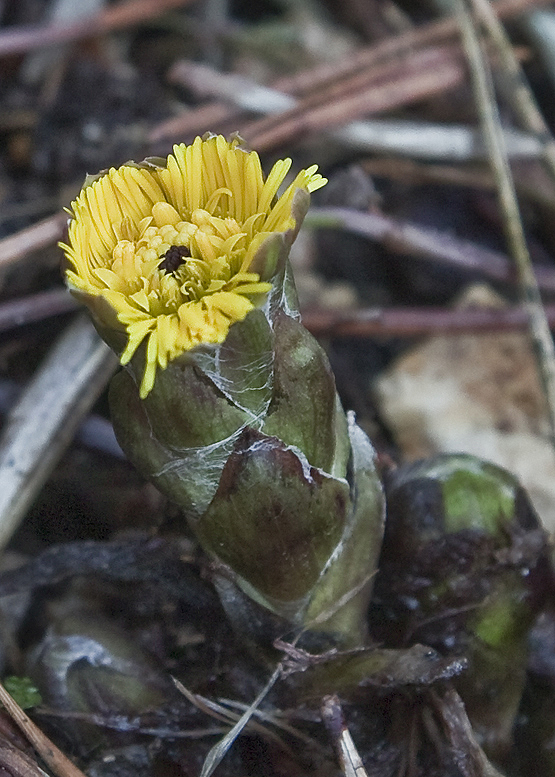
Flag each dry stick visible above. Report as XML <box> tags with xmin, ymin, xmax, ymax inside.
<box><xmin>470</xmin><ymin>0</ymin><xmax>555</xmax><ymax>182</ymax></box>
<box><xmin>0</xmin><ymin>316</ymin><xmax>118</xmax><ymax>550</ymax></box>
<box><xmin>162</xmin><ymin>45</ymin><xmax>469</xmax><ymax>152</ymax></box>
<box><xmin>272</xmin><ymin>0</ymin><xmax>548</xmax><ymax>98</ymax></box>
<box><xmin>306</xmin><ymin>206</ymin><xmax>555</xmax><ymax>292</ymax></box>
<box><xmin>0</xmin><ymin>0</ymin><xmax>196</xmax><ymax>58</ymax></box>
<box><xmin>302</xmin><ymin>303</ymin><xmax>555</xmax><ymax>338</ymax></box>
<box><xmin>0</xmin><ymin>213</ymin><xmax>66</xmax><ymax>268</ymax></box>
<box><xmin>198</xmin><ymin>662</ymin><xmax>284</xmax><ymax>777</ymax></box>
<box><xmin>456</xmin><ymin>0</ymin><xmax>555</xmax><ymax>441</ymax></box>
<box><xmin>246</xmin><ymin>38</ymin><xmax>531</xmax><ymax>153</ymax></box>
<box><xmin>245</xmin><ymin>46</ymin><xmax>468</xmax><ymax>151</ymax></box>
<box><xmin>0</xmin><ymin>240</ymin><xmax>553</xmax><ymax>337</ymax></box>
<box><xmin>215</xmin><ymin>698</ymin><xmax>323</xmax><ymax>749</ymax></box>
<box><xmin>321</xmin><ymin>695</ymin><xmax>369</xmax><ymax>777</ymax></box>
<box><xmin>1</xmin><ymin>287</ymin><xmax>554</xmax><ymax>342</ymax></box>
<box><xmin>255</xmin><ymin>44</ymin><xmax>460</xmax><ymax>125</ymax></box>
<box><xmin>149</xmin><ymin>101</ymin><xmax>240</xmax><ymax>146</ymax></box>
<box><xmin>1</xmin><ymin>284</ymin><xmax>555</xmax><ymax>342</ymax></box>
<box><xmin>6</xmin><ymin>203</ymin><xmax>555</xmax><ymax>310</ymax></box>
<box><xmin>0</xmin><ymin>680</ymin><xmax>87</xmax><ymax>777</ymax></box>
<box><xmin>172</xmin><ymin>682</ymin><xmax>295</xmax><ymax>755</ymax></box>
<box><xmin>169</xmin><ymin>59</ymin><xmax>542</xmax><ymax>161</ymax></box>
<box><xmin>361</xmin><ymin>156</ymin><xmax>555</xmax><ymax>209</ymax></box>
<box><xmin>0</xmin><ymin>745</ymin><xmax>50</xmax><ymax>777</ymax></box>
<box><xmin>0</xmin><ymin>289</ymin><xmax>78</xmax><ymax>332</ymax></box>
<box><xmin>5</xmin><ymin>202</ymin><xmax>555</xmax><ymax>319</ymax></box>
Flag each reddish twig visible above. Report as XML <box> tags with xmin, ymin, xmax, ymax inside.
<box><xmin>243</xmin><ymin>46</ymin><xmax>467</xmax><ymax>151</ymax></box>
<box><xmin>302</xmin><ymin>303</ymin><xmax>555</xmax><ymax>338</ymax></box>
<box><xmin>149</xmin><ymin>102</ymin><xmax>241</xmax><ymax>147</ymax></box>
<box><xmin>0</xmin><ymin>287</ymin><xmax>548</xmax><ymax>342</ymax></box>
<box><xmin>4</xmin><ymin>204</ymin><xmax>555</xmax><ymax>301</ymax></box>
<box><xmin>272</xmin><ymin>0</ymin><xmax>547</xmax><ymax>98</ymax></box>
<box><xmin>0</xmin><ymin>0</ymin><xmax>195</xmax><ymax>58</ymax></box>
<box><xmin>150</xmin><ymin>0</ymin><xmax>551</xmax><ymax>146</ymax></box>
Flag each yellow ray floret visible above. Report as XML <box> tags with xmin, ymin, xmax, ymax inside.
<box><xmin>61</xmin><ymin>135</ymin><xmax>327</xmax><ymax>398</ymax></box>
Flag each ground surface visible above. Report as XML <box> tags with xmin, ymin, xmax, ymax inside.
<box><xmin>1</xmin><ymin>1</ymin><xmax>555</xmax><ymax>776</ymax></box>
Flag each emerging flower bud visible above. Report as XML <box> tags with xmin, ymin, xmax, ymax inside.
<box><xmin>26</xmin><ymin>605</ymin><xmax>177</xmax><ymax>751</ymax></box>
<box><xmin>371</xmin><ymin>454</ymin><xmax>549</xmax><ymax>761</ymax></box>
<box><xmin>62</xmin><ymin>136</ymin><xmax>384</xmax><ymax>650</ymax></box>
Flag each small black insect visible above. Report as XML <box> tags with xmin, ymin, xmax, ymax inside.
<box><xmin>158</xmin><ymin>245</ymin><xmax>191</xmax><ymax>274</ymax></box>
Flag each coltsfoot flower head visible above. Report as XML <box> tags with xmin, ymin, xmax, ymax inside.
<box><xmin>64</xmin><ymin>135</ymin><xmax>384</xmax><ymax>653</ymax></box>
<box><xmin>61</xmin><ymin>134</ymin><xmax>326</xmax><ymax>397</ymax></box>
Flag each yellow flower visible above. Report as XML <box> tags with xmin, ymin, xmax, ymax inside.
<box><xmin>61</xmin><ymin>134</ymin><xmax>326</xmax><ymax>398</ymax></box>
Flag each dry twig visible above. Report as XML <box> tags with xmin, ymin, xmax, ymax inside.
<box><xmin>149</xmin><ymin>0</ymin><xmax>552</xmax><ymax>147</ymax></box>
<box><xmin>306</xmin><ymin>206</ymin><xmax>555</xmax><ymax>292</ymax></box>
<box><xmin>169</xmin><ymin>60</ymin><xmax>543</xmax><ymax>160</ymax></box>
<box><xmin>455</xmin><ymin>0</ymin><xmax>555</xmax><ymax>441</ymax></box>
<box><xmin>0</xmin><ymin>213</ymin><xmax>66</xmax><ymax>268</ymax></box>
<box><xmin>272</xmin><ymin>0</ymin><xmax>547</xmax><ymax>98</ymax></box>
<box><xmin>0</xmin><ymin>0</ymin><xmax>196</xmax><ymax>58</ymax></box>
<box><xmin>470</xmin><ymin>0</ymin><xmax>555</xmax><ymax>184</ymax></box>
<box><xmin>321</xmin><ymin>695</ymin><xmax>369</xmax><ymax>777</ymax></box>
<box><xmin>169</xmin><ymin>60</ymin><xmax>541</xmax><ymax>160</ymax></box>
<box><xmin>244</xmin><ymin>45</ymin><xmax>467</xmax><ymax>151</ymax></box>
<box><xmin>178</xmin><ymin>663</ymin><xmax>285</xmax><ymax>777</ymax></box>
<box><xmin>0</xmin><ymin>317</ymin><xmax>117</xmax><ymax>549</ymax></box>
<box><xmin>0</xmin><ymin>290</ymin><xmax>78</xmax><ymax>332</ymax></box>
<box><xmin>0</xmin><ymin>681</ymin><xmax>86</xmax><ymax>777</ymax></box>
<box><xmin>302</xmin><ymin>303</ymin><xmax>555</xmax><ymax>338</ymax></box>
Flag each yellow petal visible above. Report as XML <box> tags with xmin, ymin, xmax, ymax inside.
<box><xmin>152</xmin><ymin>201</ymin><xmax>181</xmax><ymax>227</ymax></box>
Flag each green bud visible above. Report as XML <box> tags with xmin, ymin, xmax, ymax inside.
<box><xmin>111</xmin><ymin>305</ymin><xmax>384</xmax><ymax>648</ymax></box>
<box><xmin>26</xmin><ymin>607</ymin><xmax>175</xmax><ymax>749</ymax></box>
<box><xmin>108</xmin><ymin>206</ymin><xmax>384</xmax><ymax>650</ymax></box>
<box><xmin>262</xmin><ymin>310</ymin><xmax>338</xmax><ymax>471</ymax></box>
<box><xmin>371</xmin><ymin>453</ymin><xmax>548</xmax><ymax>762</ymax></box>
